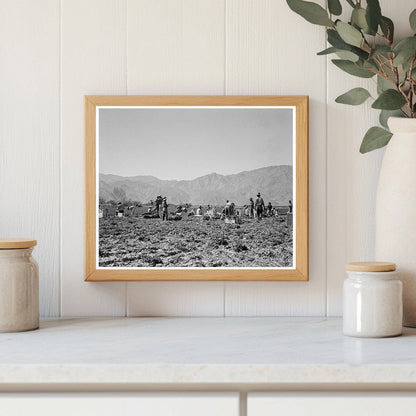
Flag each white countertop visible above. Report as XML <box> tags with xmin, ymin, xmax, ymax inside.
<box><xmin>1</xmin><ymin>317</ymin><xmax>416</xmax><ymax>389</ymax></box>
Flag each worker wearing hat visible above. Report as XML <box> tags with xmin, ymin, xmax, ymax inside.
<box><xmin>255</xmin><ymin>192</ymin><xmax>265</xmax><ymax>220</ymax></box>
<box><xmin>162</xmin><ymin>197</ymin><xmax>169</xmax><ymax>221</ymax></box>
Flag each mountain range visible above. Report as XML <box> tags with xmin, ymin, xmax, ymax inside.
<box><xmin>99</xmin><ymin>165</ymin><xmax>292</xmax><ymax>206</ymax></box>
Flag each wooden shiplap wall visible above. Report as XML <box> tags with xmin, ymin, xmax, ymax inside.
<box><xmin>1</xmin><ymin>0</ymin><xmax>413</xmax><ymax>317</ymax></box>
<box><xmin>0</xmin><ymin>0</ymin><xmax>60</xmax><ymax>316</ymax></box>
<box><xmin>60</xmin><ymin>0</ymin><xmax>127</xmax><ymax>316</ymax></box>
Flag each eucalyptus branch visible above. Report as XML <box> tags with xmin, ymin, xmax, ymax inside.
<box><xmin>362</xmin><ymin>36</ymin><xmax>372</xmax><ymax>53</ymax></box>
<box><xmin>287</xmin><ymin>0</ymin><xmax>416</xmax><ymax>152</ymax></box>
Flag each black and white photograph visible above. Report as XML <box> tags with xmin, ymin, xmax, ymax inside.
<box><xmin>97</xmin><ymin>106</ymin><xmax>295</xmax><ymax>269</ymax></box>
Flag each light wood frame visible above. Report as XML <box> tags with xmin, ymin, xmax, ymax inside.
<box><xmin>85</xmin><ymin>96</ymin><xmax>308</xmax><ymax>281</ymax></box>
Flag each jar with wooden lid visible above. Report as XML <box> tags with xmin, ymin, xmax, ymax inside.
<box><xmin>343</xmin><ymin>262</ymin><xmax>402</xmax><ymax>338</ymax></box>
<box><xmin>0</xmin><ymin>239</ymin><xmax>39</xmax><ymax>332</ymax></box>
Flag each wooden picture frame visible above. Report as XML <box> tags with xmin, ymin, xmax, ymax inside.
<box><xmin>85</xmin><ymin>96</ymin><xmax>308</xmax><ymax>281</ymax></box>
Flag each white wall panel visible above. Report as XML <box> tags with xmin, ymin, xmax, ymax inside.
<box><xmin>248</xmin><ymin>393</ymin><xmax>416</xmax><ymax>416</ymax></box>
<box><xmin>326</xmin><ymin>0</ymin><xmax>416</xmax><ymax>316</ymax></box>
<box><xmin>125</xmin><ymin>0</ymin><xmax>226</xmax><ymax>316</ymax></box>
<box><xmin>61</xmin><ymin>0</ymin><xmax>127</xmax><ymax>316</ymax></box>
<box><xmin>127</xmin><ymin>282</ymin><xmax>225</xmax><ymax>316</ymax></box>
<box><xmin>0</xmin><ymin>393</ymin><xmax>239</xmax><ymax>416</ymax></box>
<box><xmin>126</xmin><ymin>0</ymin><xmax>225</xmax><ymax>95</ymax></box>
<box><xmin>0</xmin><ymin>0</ymin><xmax>60</xmax><ymax>317</ymax></box>
<box><xmin>224</xmin><ymin>0</ymin><xmax>327</xmax><ymax>316</ymax></box>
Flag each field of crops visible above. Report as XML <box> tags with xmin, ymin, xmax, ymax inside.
<box><xmin>98</xmin><ymin>215</ymin><xmax>293</xmax><ymax>268</ymax></box>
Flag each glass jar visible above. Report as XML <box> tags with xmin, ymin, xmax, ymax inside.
<box><xmin>343</xmin><ymin>262</ymin><xmax>402</xmax><ymax>338</ymax></box>
<box><xmin>0</xmin><ymin>239</ymin><xmax>39</xmax><ymax>332</ymax></box>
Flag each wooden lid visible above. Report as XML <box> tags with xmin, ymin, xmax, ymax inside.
<box><xmin>346</xmin><ymin>261</ymin><xmax>396</xmax><ymax>272</ymax></box>
<box><xmin>0</xmin><ymin>239</ymin><xmax>37</xmax><ymax>249</ymax></box>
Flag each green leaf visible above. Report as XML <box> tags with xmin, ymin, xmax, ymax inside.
<box><xmin>366</xmin><ymin>0</ymin><xmax>382</xmax><ymax>35</ymax></box>
<box><xmin>379</xmin><ymin>110</ymin><xmax>402</xmax><ymax>129</ymax></box>
<box><xmin>327</xmin><ymin>29</ymin><xmax>348</xmax><ymax>48</ymax></box>
<box><xmin>317</xmin><ymin>46</ymin><xmax>359</xmax><ymax>61</ymax></box>
<box><xmin>394</xmin><ymin>36</ymin><xmax>416</xmax><ymax>52</ymax></box>
<box><xmin>362</xmin><ymin>59</ymin><xmax>379</xmax><ymax>71</ymax></box>
<box><xmin>335</xmin><ymin>50</ymin><xmax>359</xmax><ymax>62</ymax></box>
<box><xmin>335</xmin><ymin>87</ymin><xmax>371</xmax><ymax>105</ymax></box>
<box><xmin>410</xmin><ymin>9</ymin><xmax>416</xmax><ymax>32</ymax></box>
<box><xmin>372</xmin><ymin>45</ymin><xmax>392</xmax><ymax>58</ymax></box>
<box><xmin>328</xmin><ymin>0</ymin><xmax>342</xmax><ymax>16</ymax></box>
<box><xmin>372</xmin><ymin>89</ymin><xmax>406</xmax><ymax>110</ymax></box>
<box><xmin>377</xmin><ymin>76</ymin><xmax>392</xmax><ymax>94</ymax></box>
<box><xmin>393</xmin><ymin>36</ymin><xmax>416</xmax><ymax>67</ymax></box>
<box><xmin>380</xmin><ymin>16</ymin><xmax>394</xmax><ymax>43</ymax></box>
<box><xmin>332</xmin><ymin>59</ymin><xmax>375</xmax><ymax>78</ymax></box>
<box><xmin>287</xmin><ymin>0</ymin><xmax>334</xmax><ymax>27</ymax></box>
<box><xmin>327</xmin><ymin>29</ymin><xmax>369</xmax><ymax>59</ymax></box>
<box><xmin>317</xmin><ymin>47</ymin><xmax>338</xmax><ymax>55</ymax></box>
<box><xmin>351</xmin><ymin>7</ymin><xmax>369</xmax><ymax>33</ymax></box>
<box><xmin>336</xmin><ymin>21</ymin><xmax>363</xmax><ymax>47</ymax></box>
<box><xmin>360</xmin><ymin>127</ymin><xmax>392</xmax><ymax>153</ymax></box>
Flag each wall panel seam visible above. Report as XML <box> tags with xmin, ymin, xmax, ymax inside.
<box><xmin>125</xmin><ymin>0</ymin><xmax>128</xmax><ymax>317</ymax></box>
<box><xmin>59</xmin><ymin>0</ymin><xmax>63</xmax><ymax>317</ymax></box>
<box><xmin>125</xmin><ymin>0</ymin><xmax>128</xmax><ymax>98</ymax></box>
<box><xmin>325</xmin><ymin>35</ymin><xmax>328</xmax><ymax>318</ymax></box>
<box><xmin>223</xmin><ymin>0</ymin><xmax>227</xmax><ymax>317</ymax></box>
<box><xmin>224</xmin><ymin>0</ymin><xmax>227</xmax><ymax>96</ymax></box>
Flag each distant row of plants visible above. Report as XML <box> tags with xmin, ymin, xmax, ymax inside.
<box><xmin>287</xmin><ymin>0</ymin><xmax>416</xmax><ymax>153</ymax></box>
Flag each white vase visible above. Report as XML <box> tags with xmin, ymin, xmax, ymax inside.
<box><xmin>376</xmin><ymin>117</ymin><xmax>416</xmax><ymax>327</ymax></box>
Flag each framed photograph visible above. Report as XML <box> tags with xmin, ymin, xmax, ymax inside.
<box><xmin>85</xmin><ymin>96</ymin><xmax>308</xmax><ymax>281</ymax></box>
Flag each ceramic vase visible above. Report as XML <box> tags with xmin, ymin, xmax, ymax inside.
<box><xmin>376</xmin><ymin>117</ymin><xmax>416</xmax><ymax>327</ymax></box>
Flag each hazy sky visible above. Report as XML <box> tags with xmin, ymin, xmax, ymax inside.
<box><xmin>99</xmin><ymin>107</ymin><xmax>293</xmax><ymax>180</ymax></box>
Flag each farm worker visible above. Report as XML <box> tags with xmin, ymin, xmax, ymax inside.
<box><xmin>116</xmin><ymin>202</ymin><xmax>124</xmax><ymax>217</ymax></box>
<box><xmin>255</xmin><ymin>193</ymin><xmax>265</xmax><ymax>220</ymax></box>
<box><xmin>230</xmin><ymin>202</ymin><xmax>235</xmax><ymax>216</ymax></box>
<box><xmin>267</xmin><ymin>202</ymin><xmax>273</xmax><ymax>216</ymax></box>
<box><xmin>162</xmin><ymin>197</ymin><xmax>169</xmax><ymax>221</ymax></box>
<box><xmin>225</xmin><ymin>200</ymin><xmax>231</xmax><ymax>216</ymax></box>
<box><xmin>196</xmin><ymin>206</ymin><xmax>202</xmax><ymax>215</ymax></box>
<box><xmin>249</xmin><ymin>198</ymin><xmax>254</xmax><ymax>218</ymax></box>
<box><xmin>289</xmin><ymin>200</ymin><xmax>293</xmax><ymax>213</ymax></box>
<box><xmin>155</xmin><ymin>195</ymin><xmax>163</xmax><ymax>216</ymax></box>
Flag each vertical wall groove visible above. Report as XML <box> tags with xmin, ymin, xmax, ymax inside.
<box><xmin>59</xmin><ymin>0</ymin><xmax>63</xmax><ymax>317</ymax></box>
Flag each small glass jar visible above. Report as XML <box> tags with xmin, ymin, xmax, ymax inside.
<box><xmin>0</xmin><ymin>239</ymin><xmax>39</xmax><ymax>332</ymax></box>
<box><xmin>343</xmin><ymin>262</ymin><xmax>402</xmax><ymax>338</ymax></box>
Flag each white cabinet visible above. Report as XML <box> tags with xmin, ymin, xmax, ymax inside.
<box><xmin>0</xmin><ymin>393</ymin><xmax>239</xmax><ymax>416</ymax></box>
<box><xmin>248</xmin><ymin>393</ymin><xmax>416</xmax><ymax>416</ymax></box>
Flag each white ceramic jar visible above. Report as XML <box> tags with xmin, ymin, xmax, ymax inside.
<box><xmin>0</xmin><ymin>239</ymin><xmax>39</xmax><ymax>332</ymax></box>
<box><xmin>343</xmin><ymin>262</ymin><xmax>402</xmax><ymax>338</ymax></box>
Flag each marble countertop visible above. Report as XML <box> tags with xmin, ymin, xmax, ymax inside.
<box><xmin>1</xmin><ymin>317</ymin><xmax>416</xmax><ymax>388</ymax></box>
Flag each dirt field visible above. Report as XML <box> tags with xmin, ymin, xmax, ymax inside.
<box><xmin>98</xmin><ymin>215</ymin><xmax>293</xmax><ymax>268</ymax></box>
